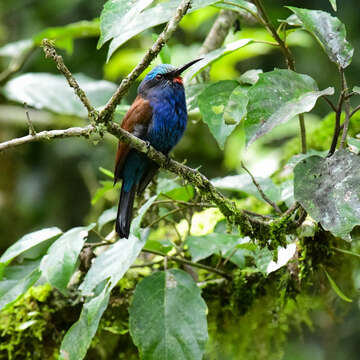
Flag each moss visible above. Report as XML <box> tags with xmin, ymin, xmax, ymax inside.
<box><xmin>203</xmin><ymin>269</ymin><xmax>319</xmax><ymax>360</ymax></box>
<box><xmin>0</xmin><ymin>284</ymin><xmax>59</xmax><ymax>360</ymax></box>
<box><xmin>298</xmin><ymin>229</ymin><xmax>335</xmax><ymax>283</ymax></box>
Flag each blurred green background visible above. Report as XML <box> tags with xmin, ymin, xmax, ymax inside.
<box><xmin>0</xmin><ymin>1</ymin><xmax>360</xmax><ymax>359</ymax></box>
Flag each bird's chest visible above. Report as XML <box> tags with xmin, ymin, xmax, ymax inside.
<box><xmin>147</xmin><ymin>92</ymin><xmax>187</xmax><ymax>153</ymax></box>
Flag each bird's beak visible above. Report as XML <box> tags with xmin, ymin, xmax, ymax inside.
<box><xmin>171</xmin><ymin>58</ymin><xmax>203</xmax><ymax>77</ymax></box>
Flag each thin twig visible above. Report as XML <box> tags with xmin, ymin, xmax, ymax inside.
<box><xmin>340</xmin><ymin>71</ymin><xmax>352</xmax><ymax>149</ymax></box>
<box><xmin>197</xmin><ymin>9</ymin><xmax>238</xmax><ymax>81</ymax></box>
<box><xmin>0</xmin><ymin>44</ymin><xmax>36</xmax><ymax>85</ymax></box>
<box><xmin>147</xmin><ymin>207</ymin><xmax>184</xmax><ymax>228</ymax></box>
<box><xmin>142</xmin><ymin>248</ymin><xmax>231</xmax><ymax>279</ymax></box>
<box><xmin>98</xmin><ymin>0</ymin><xmax>192</xmax><ymax>123</ymax></box>
<box><xmin>0</xmin><ymin>125</ymin><xmax>94</xmax><ymax>152</ymax></box>
<box><xmin>241</xmin><ymin>162</ymin><xmax>282</xmax><ymax>214</ymax></box>
<box><xmin>24</xmin><ymin>102</ymin><xmax>36</xmax><ymax>135</ymax></box>
<box><xmin>323</xmin><ymin>96</ymin><xmax>338</xmax><ymax>112</ymax></box>
<box><xmin>349</xmin><ymin>104</ymin><xmax>360</xmax><ymax>120</ymax></box>
<box><xmin>252</xmin><ymin>0</ymin><xmax>306</xmax><ymax>154</ymax></box>
<box><xmin>328</xmin><ymin>69</ymin><xmax>347</xmax><ymax>156</ymax></box>
<box><xmin>41</xmin><ymin>39</ymin><xmax>97</xmax><ymax>119</ymax></box>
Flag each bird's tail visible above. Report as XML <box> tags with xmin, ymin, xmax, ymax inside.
<box><xmin>116</xmin><ymin>185</ymin><xmax>136</xmax><ymax>239</ymax></box>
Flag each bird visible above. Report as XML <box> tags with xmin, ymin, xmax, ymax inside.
<box><xmin>114</xmin><ymin>59</ymin><xmax>202</xmax><ymax>239</ymax></box>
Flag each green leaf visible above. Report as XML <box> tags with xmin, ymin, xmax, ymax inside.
<box><xmin>348</xmin><ymin>137</ymin><xmax>360</xmax><ymax>153</ymax></box>
<box><xmin>157</xmin><ymin>177</ymin><xmax>194</xmax><ymax>202</ymax></box>
<box><xmin>99</xmin><ymin>167</ymin><xmax>114</xmax><ymax>179</ymax></box>
<box><xmin>3</xmin><ymin>73</ymin><xmax>117</xmax><ymax>117</ymax></box>
<box><xmin>287</xmin><ymin>149</ymin><xmax>328</xmax><ymax>169</ymax></box>
<box><xmin>98</xmin><ymin>0</ymin><xmax>154</xmax><ymax>49</ymax></box>
<box><xmin>252</xmin><ymin>248</ymin><xmax>272</xmax><ymax>274</ymax></box>
<box><xmin>0</xmin><ymin>260</ymin><xmax>41</xmax><ymax>310</ymax></box>
<box><xmin>186</xmin><ymin>233</ymin><xmax>245</xmax><ymax>262</ymax></box>
<box><xmin>129</xmin><ymin>269</ymin><xmax>208</xmax><ymax>360</ymax></box>
<box><xmin>266</xmin><ymin>243</ymin><xmax>296</xmax><ymax>274</ymax></box>
<box><xmin>287</xmin><ymin>7</ymin><xmax>353</xmax><ymax>68</ymax></box>
<box><xmin>100</xmin><ymin>0</ymin><xmax>220</xmax><ymax>61</ymax></box>
<box><xmin>214</xmin><ymin>0</ymin><xmax>258</xmax><ymax>16</ymax></box>
<box><xmin>239</xmin><ymin>69</ymin><xmax>263</xmax><ymax>85</ymax></box>
<box><xmin>34</xmin><ymin>20</ymin><xmax>100</xmax><ymax>54</ymax></box>
<box><xmin>353</xmin><ymin>86</ymin><xmax>360</xmax><ymax>95</ymax></box>
<box><xmin>198</xmin><ymin>81</ymin><xmax>248</xmax><ymax>149</ymax></box>
<box><xmin>98</xmin><ymin>206</ymin><xmax>117</xmax><ymax>231</ymax></box>
<box><xmin>40</xmin><ymin>224</ymin><xmax>95</xmax><ymax>294</ymax></box>
<box><xmin>92</xmin><ymin>180</ymin><xmax>118</xmax><ymax>205</ymax></box>
<box><xmin>59</xmin><ymin>285</ymin><xmax>111</xmax><ymax>360</ymax></box>
<box><xmin>323</xmin><ymin>267</ymin><xmax>352</xmax><ymax>302</ymax></box>
<box><xmin>184</xmin><ymin>39</ymin><xmax>253</xmax><ymax>81</ymax></box>
<box><xmin>0</xmin><ymin>39</ymin><xmax>33</xmax><ymax>58</ymax></box>
<box><xmin>212</xmin><ymin>174</ymin><xmax>280</xmax><ymax>203</ymax></box>
<box><xmin>80</xmin><ymin>196</ymin><xmax>157</xmax><ymax>295</ymax></box>
<box><xmin>333</xmin><ymin>247</ymin><xmax>360</xmax><ymax>259</ymax></box>
<box><xmin>328</xmin><ymin>0</ymin><xmax>337</xmax><ymax>11</ymax></box>
<box><xmin>185</xmin><ymin>84</ymin><xmax>208</xmax><ymax>112</ymax></box>
<box><xmin>245</xmin><ymin>69</ymin><xmax>334</xmax><ymax>145</ymax></box>
<box><xmin>294</xmin><ymin>150</ymin><xmax>360</xmax><ymax>240</ymax></box>
<box><xmin>0</xmin><ymin>227</ymin><xmax>62</xmax><ymax>265</ymax></box>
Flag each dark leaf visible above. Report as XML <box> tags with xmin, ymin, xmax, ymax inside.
<box><xmin>294</xmin><ymin>150</ymin><xmax>360</xmax><ymax>239</ymax></box>
<box><xmin>129</xmin><ymin>269</ymin><xmax>208</xmax><ymax>360</ymax></box>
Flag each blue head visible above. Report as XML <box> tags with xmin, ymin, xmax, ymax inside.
<box><xmin>138</xmin><ymin>59</ymin><xmax>202</xmax><ymax>97</ymax></box>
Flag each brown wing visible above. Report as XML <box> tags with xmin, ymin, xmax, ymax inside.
<box><xmin>114</xmin><ymin>96</ymin><xmax>153</xmax><ymax>183</ymax></box>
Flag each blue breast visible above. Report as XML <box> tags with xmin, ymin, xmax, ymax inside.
<box><xmin>146</xmin><ymin>85</ymin><xmax>187</xmax><ymax>154</ymax></box>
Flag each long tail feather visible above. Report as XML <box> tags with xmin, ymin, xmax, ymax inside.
<box><xmin>116</xmin><ymin>185</ymin><xmax>136</xmax><ymax>239</ymax></box>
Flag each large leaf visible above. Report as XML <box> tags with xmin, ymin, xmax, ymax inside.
<box><xmin>294</xmin><ymin>150</ymin><xmax>360</xmax><ymax>240</ymax></box>
<box><xmin>80</xmin><ymin>196</ymin><xmax>157</xmax><ymax>295</ymax></box>
<box><xmin>0</xmin><ymin>39</ymin><xmax>33</xmax><ymax>58</ymax></box>
<box><xmin>98</xmin><ymin>206</ymin><xmax>117</xmax><ymax>231</ymax></box>
<box><xmin>34</xmin><ymin>20</ymin><xmax>100</xmax><ymax>54</ymax></box>
<box><xmin>40</xmin><ymin>224</ymin><xmax>95</xmax><ymax>294</ymax></box>
<box><xmin>198</xmin><ymin>81</ymin><xmax>248</xmax><ymax>149</ymax></box>
<box><xmin>287</xmin><ymin>7</ymin><xmax>353</xmax><ymax>68</ymax></box>
<box><xmin>3</xmin><ymin>73</ymin><xmax>117</xmax><ymax>117</ymax></box>
<box><xmin>0</xmin><ymin>260</ymin><xmax>41</xmax><ymax>310</ymax></box>
<box><xmin>157</xmin><ymin>177</ymin><xmax>194</xmax><ymax>202</ymax></box>
<box><xmin>129</xmin><ymin>269</ymin><xmax>208</xmax><ymax>360</ymax></box>
<box><xmin>328</xmin><ymin>0</ymin><xmax>337</xmax><ymax>11</ymax></box>
<box><xmin>184</xmin><ymin>39</ymin><xmax>253</xmax><ymax>81</ymax></box>
<box><xmin>186</xmin><ymin>233</ymin><xmax>247</xmax><ymax>261</ymax></box>
<box><xmin>212</xmin><ymin>174</ymin><xmax>281</xmax><ymax>203</ymax></box>
<box><xmin>59</xmin><ymin>285</ymin><xmax>111</xmax><ymax>360</ymax></box>
<box><xmin>0</xmin><ymin>227</ymin><xmax>62</xmax><ymax>266</ymax></box>
<box><xmin>245</xmin><ymin>69</ymin><xmax>334</xmax><ymax>145</ymax></box>
<box><xmin>100</xmin><ymin>0</ymin><xmax>220</xmax><ymax>61</ymax></box>
<box><xmin>215</xmin><ymin>0</ymin><xmax>258</xmax><ymax>16</ymax></box>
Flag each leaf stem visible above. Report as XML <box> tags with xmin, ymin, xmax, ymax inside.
<box><xmin>241</xmin><ymin>162</ymin><xmax>282</xmax><ymax>213</ymax></box>
<box><xmin>142</xmin><ymin>248</ymin><xmax>232</xmax><ymax>279</ymax></box>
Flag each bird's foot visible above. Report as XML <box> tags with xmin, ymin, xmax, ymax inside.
<box><xmin>165</xmin><ymin>155</ymin><xmax>172</xmax><ymax>167</ymax></box>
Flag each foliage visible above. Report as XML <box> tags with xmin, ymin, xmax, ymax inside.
<box><xmin>0</xmin><ymin>0</ymin><xmax>360</xmax><ymax>359</ymax></box>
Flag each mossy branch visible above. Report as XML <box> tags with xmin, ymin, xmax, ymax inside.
<box><xmin>0</xmin><ymin>0</ymin><xmax>305</xmax><ymax>240</ymax></box>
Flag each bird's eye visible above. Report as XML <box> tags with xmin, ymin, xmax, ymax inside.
<box><xmin>155</xmin><ymin>74</ymin><xmax>162</xmax><ymax>80</ymax></box>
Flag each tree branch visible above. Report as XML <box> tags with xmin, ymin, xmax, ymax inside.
<box><xmin>241</xmin><ymin>162</ymin><xmax>282</xmax><ymax>214</ymax></box>
<box><xmin>0</xmin><ymin>125</ymin><xmax>94</xmax><ymax>152</ymax></box>
<box><xmin>42</xmin><ymin>39</ymin><xmax>97</xmax><ymax>119</ymax></box>
<box><xmin>98</xmin><ymin>0</ymin><xmax>192</xmax><ymax>123</ymax></box>
<box><xmin>198</xmin><ymin>10</ymin><xmax>238</xmax><ymax>81</ymax></box>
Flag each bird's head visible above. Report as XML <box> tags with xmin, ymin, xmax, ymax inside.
<box><xmin>138</xmin><ymin>59</ymin><xmax>202</xmax><ymax>95</ymax></box>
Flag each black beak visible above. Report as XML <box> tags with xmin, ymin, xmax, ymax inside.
<box><xmin>171</xmin><ymin>58</ymin><xmax>203</xmax><ymax>77</ymax></box>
